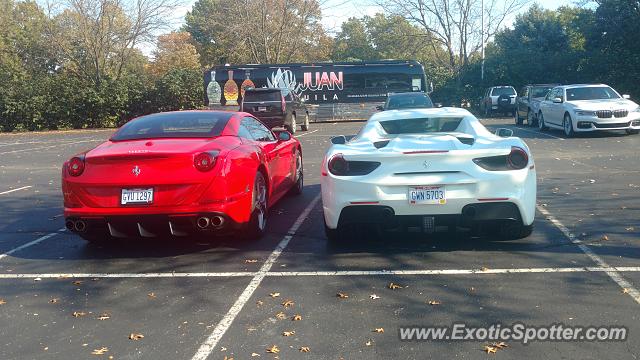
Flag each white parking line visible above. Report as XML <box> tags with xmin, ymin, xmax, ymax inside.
<box><xmin>0</xmin><ymin>229</ymin><xmax>66</xmax><ymax>261</ymax></box>
<box><xmin>512</xmin><ymin>126</ymin><xmax>565</xmax><ymax>140</ymax></box>
<box><xmin>295</xmin><ymin>129</ymin><xmax>319</xmax><ymax>137</ymax></box>
<box><xmin>0</xmin><ymin>139</ymin><xmax>102</xmax><ymax>155</ymax></box>
<box><xmin>3</xmin><ymin>266</ymin><xmax>640</xmax><ymax>279</ymax></box>
<box><xmin>0</xmin><ymin>186</ymin><xmax>32</xmax><ymax>195</ymax></box>
<box><xmin>537</xmin><ymin>205</ymin><xmax>640</xmax><ymax>304</ymax></box>
<box><xmin>191</xmin><ymin>194</ymin><xmax>322</xmax><ymax>360</ymax></box>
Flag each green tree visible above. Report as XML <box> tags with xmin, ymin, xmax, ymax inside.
<box><xmin>332</xmin><ymin>17</ymin><xmax>376</xmax><ymax>61</ymax></box>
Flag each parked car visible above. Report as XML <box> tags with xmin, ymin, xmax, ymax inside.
<box><xmin>62</xmin><ymin>110</ymin><xmax>303</xmax><ymax>243</ymax></box>
<box><xmin>241</xmin><ymin>88</ymin><xmax>309</xmax><ymax>134</ymax></box>
<box><xmin>321</xmin><ymin>107</ymin><xmax>536</xmax><ymax>242</ymax></box>
<box><xmin>376</xmin><ymin>92</ymin><xmax>435</xmax><ymax>111</ymax></box>
<box><xmin>480</xmin><ymin>86</ymin><xmax>517</xmax><ymax>117</ymax></box>
<box><xmin>515</xmin><ymin>84</ymin><xmax>559</xmax><ymax>126</ymax></box>
<box><xmin>538</xmin><ymin>84</ymin><xmax>640</xmax><ymax>137</ymax></box>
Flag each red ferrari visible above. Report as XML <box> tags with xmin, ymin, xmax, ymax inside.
<box><xmin>62</xmin><ymin>110</ymin><xmax>303</xmax><ymax>242</ymax></box>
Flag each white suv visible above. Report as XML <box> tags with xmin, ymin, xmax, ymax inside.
<box><xmin>480</xmin><ymin>86</ymin><xmax>517</xmax><ymax>117</ymax></box>
<box><xmin>538</xmin><ymin>84</ymin><xmax>640</xmax><ymax>137</ymax></box>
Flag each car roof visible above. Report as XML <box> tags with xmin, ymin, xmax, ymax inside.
<box><xmin>557</xmin><ymin>84</ymin><xmax>610</xmax><ymax>89</ymax></box>
<box><xmin>388</xmin><ymin>92</ymin><xmax>429</xmax><ymax>96</ymax></box>
<box><xmin>489</xmin><ymin>86</ymin><xmax>515</xmax><ymax>89</ymax></box>
<box><xmin>525</xmin><ymin>84</ymin><xmax>560</xmax><ymax>87</ymax></box>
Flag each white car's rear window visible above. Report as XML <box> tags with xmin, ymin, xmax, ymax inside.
<box><xmin>379</xmin><ymin>117</ymin><xmax>463</xmax><ymax>134</ymax></box>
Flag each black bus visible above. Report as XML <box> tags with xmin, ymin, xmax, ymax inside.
<box><xmin>204</xmin><ymin>60</ymin><xmax>428</xmax><ymax>107</ymax></box>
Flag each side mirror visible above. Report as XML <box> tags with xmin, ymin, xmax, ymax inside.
<box><xmin>330</xmin><ymin>135</ymin><xmax>347</xmax><ymax>145</ymax></box>
<box><xmin>276</xmin><ymin>131</ymin><xmax>291</xmax><ymax>142</ymax></box>
<box><xmin>623</xmin><ymin>94</ymin><xmax>631</xmax><ymax>99</ymax></box>
<box><xmin>553</xmin><ymin>97</ymin><xmax>563</xmax><ymax>104</ymax></box>
<box><xmin>495</xmin><ymin>128</ymin><xmax>513</xmax><ymax>138</ymax></box>
<box><xmin>376</xmin><ymin>105</ymin><xmax>384</xmax><ymax>111</ymax></box>
<box><xmin>434</xmin><ymin>102</ymin><xmax>443</xmax><ymax>108</ymax></box>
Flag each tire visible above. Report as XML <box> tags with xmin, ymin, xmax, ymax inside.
<box><xmin>538</xmin><ymin>112</ymin><xmax>548</xmax><ymax>131</ymax></box>
<box><xmin>563</xmin><ymin>114</ymin><xmax>575</xmax><ymax>137</ymax></box>
<box><xmin>301</xmin><ymin>113</ymin><xmax>309</xmax><ymax>131</ymax></box>
<box><xmin>244</xmin><ymin>171</ymin><xmax>268</xmax><ymax>240</ymax></box>
<box><xmin>499</xmin><ymin>222</ymin><xmax>533</xmax><ymax>240</ymax></box>
<box><xmin>527</xmin><ymin>110</ymin><xmax>536</xmax><ymax>127</ymax></box>
<box><xmin>289</xmin><ymin>150</ymin><xmax>303</xmax><ymax>196</ymax></box>
<box><xmin>324</xmin><ymin>218</ymin><xmax>340</xmax><ymax>243</ymax></box>
<box><xmin>287</xmin><ymin>114</ymin><xmax>297</xmax><ymax>134</ymax></box>
<box><xmin>626</xmin><ymin>129</ymin><xmax>639</xmax><ymax>135</ymax></box>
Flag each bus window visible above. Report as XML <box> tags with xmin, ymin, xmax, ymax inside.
<box><xmin>412</xmin><ymin>77</ymin><xmax>422</xmax><ymax>91</ymax></box>
<box><xmin>386</xmin><ymin>74</ymin><xmax>411</xmax><ymax>91</ymax></box>
<box><xmin>365</xmin><ymin>74</ymin><xmax>386</xmax><ymax>88</ymax></box>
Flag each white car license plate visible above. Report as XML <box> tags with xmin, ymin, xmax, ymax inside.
<box><xmin>408</xmin><ymin>186</ymin><xmax>446</xmax><ymax>205</ymax></box>
<box><xmin>258</xmin><ymin>106</ymin><xmax>267</xmax><ymax>112</ymax></box>
<box><xmin>121</xmin><ymin>188</ymin><xmax>153</xmax><ymax>205</ymax></box>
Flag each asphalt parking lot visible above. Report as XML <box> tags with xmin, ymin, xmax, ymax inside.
<box><xmin>0</xmin><ymin>118</ymin><xmax>639</xmax><ymax>359</ymax></box>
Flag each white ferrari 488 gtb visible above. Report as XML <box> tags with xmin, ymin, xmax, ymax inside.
<box><xmin>321</xmin><ymin>107</ymin><xmax>536</xmax><ymax>241</ymax></box>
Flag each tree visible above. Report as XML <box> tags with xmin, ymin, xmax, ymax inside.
<box><xmin>150</xmin><ymin>31</ymin><xmax>201</xmax><ymax>76</ymax></box>
<box><xmin>44</xmin><ymin>0</ymin><xmax>180</xmax><ymax>86</ymax></box>
<box><xmin>185</xmin><ymin>0</ymin><xmax>328</xmax><ymax>66</ymax></box>
<box><xmin>332</xmin><ymin>17</ymin><xmax>377</xmax><ymax>61</ymax></box>
<box><xmin>377</xmin><ymin>0</ymin><xmax>529</xmax><ymax>80</ymax></box>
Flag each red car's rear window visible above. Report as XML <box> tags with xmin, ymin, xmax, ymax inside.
<box><xmin>111</xmin><ymin>112</ymin><xmax>232</xmax><ymax>141</ymax></box>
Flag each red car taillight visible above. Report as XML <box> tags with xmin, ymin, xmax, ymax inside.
<box><xmin>194</xmin><ymin>152</ymin><xmax>218</xmax><ymax>172</ymax></box>
<box><xmin>507</xmin><ymin>146</ymin><xmax>528</xmax><ymax>170</ymax></box>
<box><xmin>67</xmin><ymin>156</ymin><xmax>85</xmax><ymax>177</ymax></box>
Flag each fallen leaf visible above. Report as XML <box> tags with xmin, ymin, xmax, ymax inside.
<box><xmin>281</xmin><ymin>299</ymin><xmax>294</xmax><ymax>308</ymax></box>
<box><xmin>427</xmin><ymin>300</ymin><xmax>442</xmax><ymax>305</ymax></box>
<box><xmin>388</xmin><ymin>282</ymin><xmax>403</xmax><ymax>290</ymax></box>
<box><xmin>256</xmin><ymin>300</ymin><xmax>264</xmax><ymax>306</ymax></box>
<box><xmin>0</xmin><ymin>299</ymin><xmax>6</xmax><ymax>305</ymax></box>
<box><xmin>626</xmin><ymin>227</ymin><xmax>635</xmax><ymax>231</ymax></box>
<box><xmin>34</xmin><ymin>277</ymin><xmax>42</xmax><ymax>282</ymax></box>
<box><xmin>480</xmin><ymin>267</ymin><xmax>489</xmax><ymax>272</ymax></box>
<box><xmin>483</xmin><ymin>346</ymin><xmax>497</xmax><ymax>354</ymax></box>
<box><xmin>223</xmin><ymin>356</ymin><xmax>234</xmax><ymax>360</ymax></box>
<box><xmin>492</xmin><ymin>342</ymin><xmax>508</xmax><ymax>349</ymax></box>
<box><xmin>292</xmin><ymin>314</ymin><xmax>302</xmax><ymax>321</ymax></box>
<box><xmin>369</xmin><ymin>294</ymin><xmax>380</xmax><ymax>300</ymax></box>
<box><xmin>282</xmin><ymin>331</ymin><xmax>296</xmax><ymax>336</ymax></box>
<box><xmin>129</xmin><ymin>333</ymin><xmax>144</xmax><ymax>340</ymax></box>
<box><xmin>469</xmin><ymin>287</ymin><xmax>476</xmax><ymax>292</ymax></box>
<box><xmin>266</xmin><ymin>345</ymin><xmax>280</xmax><ymax>354</ymax></box>
<box><xmin>622</xmin><ymin>288</ymin><xmax>630</xmax><ymax>294</ymax></box>
<box><xmin>147</xmin><ymin>292</ymin><xmax>156</xmax><ymax>298</ymax></box>
<box><xmin>97</xmin><ymin>313</ymin><xmax>110</xmax><ymax>320</ymax></box>
<box><xmin>220</xmin><ymin>347</ymin><xmax>227</xmax><ymax>351</ymax></box>
<box><xmin>245</xmin><ymin>259</ymin><xmax>258</xmax><ymax>263</ymax></box>
<box><xmin>91</xmin><ymin>347</ymin><xmax>108</xmax><ymax>355</ymax></box>
<box><xmin>251</xmin><ymin>353</ymin><xmax>260</xmax><ymax>357</ymax></box>
<box><xmin>269</xmin><ymin>292</ymin><xmax>280</xmax><ymax>298</ymax></box>
<box><xmin>336</xmin><ymin>292</ymin><xmax>349</xmax><ymax>299</ymax></box>
<box><xmin>299</xmin><ymin>346</ymin><xmax>310</xmax><ymax>352</ymax></box>
<box><xmin>373</xmin><ymin>328</ymin><xmax>384</xmax><ymax>333</ymax></box>
<box><xmin>275</xmin><ymin>312</ymin><xmax>286</xmax><ymax>320</ymax></box>
<box><xmin>72</xmin><ymin>311</ymin><xmax>87</xmax><ymax>317</ymax></box>
<box><xmin>365</xmin><ymin>339</ymin><xmax>374</xmax><ymax>346</ymax></box>
<box><xmin>72</xmin><ymin>280</ymin><xmax>83</xmax><ymax>285</ymax></box>
<box><xmin>601</xmin><ymin>235</ymin><xmax>609</xmax><ymax>241</ymax></box>
<box><xmin>49</xmin><ymin>298</ymin><xmax>59</xmax><ymax>304</ymax></box>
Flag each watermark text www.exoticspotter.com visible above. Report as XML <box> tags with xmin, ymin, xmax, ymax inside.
<box><xmin>399</xmin><ymin>323</ymin><xmax>628</xmax><ymax>344</ymax></box>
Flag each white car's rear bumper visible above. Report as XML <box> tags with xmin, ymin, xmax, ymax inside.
<box><xmin>321</xmin><ymin>167</ymin><xmax>536</xmax><ymax>229</ymax></box>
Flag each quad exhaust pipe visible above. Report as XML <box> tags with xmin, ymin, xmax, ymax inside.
<box><xmin>196</xmin><ymin>215</ymin><xmax>225</xmax><ymax>229</ymax></box>
<box><xmin>65</xmin><ymin>219</ymin><xmax>87</xmax><ymax>233</ymax></box>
